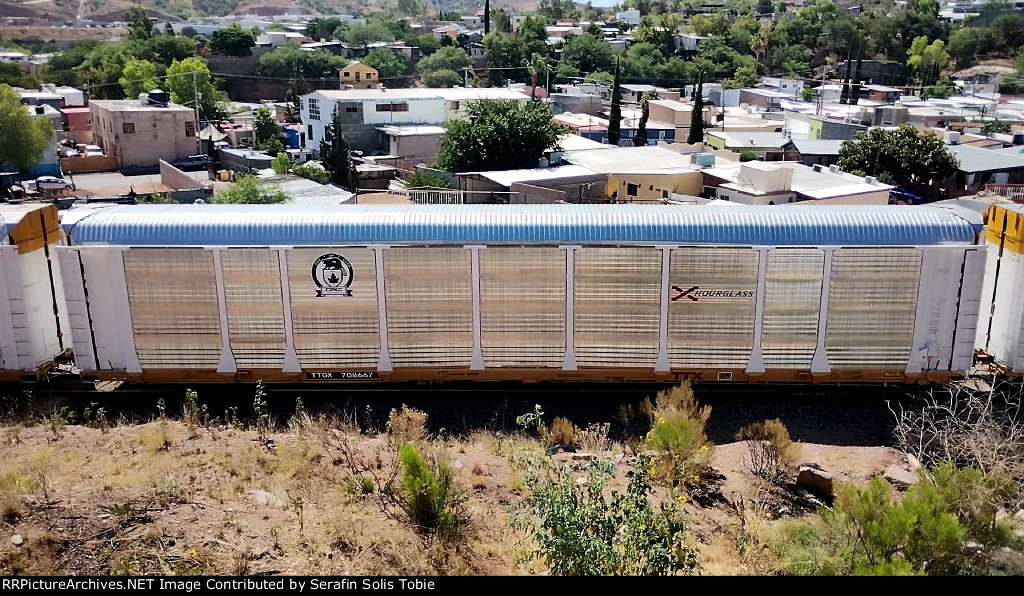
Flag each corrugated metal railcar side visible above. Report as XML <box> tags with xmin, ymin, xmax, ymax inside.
<box><xmin>0</xmin><ymin>205</ymin><xmax>70</xmax><ymax>380</ymax></box>
<box><xmin>55</xmin><ymin>204</ymin><xmax>986</xmax><ymax>384</ymax></box>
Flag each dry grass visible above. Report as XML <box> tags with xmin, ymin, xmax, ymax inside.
<box><xmin>545</xmin><ymin>417</ymin><xmax>577</xmax><ymax>448</ymax></box>
<box><xmin>0</xmin><ymin>391</ymin><xmax>939</xmax><ymax>577</ymax></box>
<box><xmin>387</xmin><ymin>405</ymin><xmax>428</xmax><ymax>447</ymax></box>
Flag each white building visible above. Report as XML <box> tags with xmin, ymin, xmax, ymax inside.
<box><xmin>760</xmin><ymin>77</ymin><xmax>805</xmax><ymax>97</ymax></box>
<box><xmin>0</xmin><ymin>51</ymin><xmax>29</xmax><ymax>63</ymax></box>
<box><xmin>703</xmin><ymin>161</ymin><xmax>894</xmax><ymax>205</ymax></box>
<box><xmin>300</xmin><ymin>87</ymin><xmax>531</xmax><ymax>157</ymax></box>
<box><xmin>256</xmin><ymin>31</ymin><xmax>307</xmax><ymax>47</ymax></box>
<box><xmin>616</xmin><ymin>9</ymin><xmax>641</xmax><ymax>24</ymax></box>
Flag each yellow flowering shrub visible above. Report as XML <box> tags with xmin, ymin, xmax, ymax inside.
<box><xmin>644</xmin><ymin>382</ymin><xmax>714</xmax><ymax>492</ymax></box>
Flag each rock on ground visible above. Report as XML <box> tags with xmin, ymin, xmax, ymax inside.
<box><xmin>796</xmin><ymin>464</ymin><xmax>834</xmax><ymax>499</ymax></box>
<box><xmin>884</xmin><ymin>465</ymin><xmax>917</xmax><ymax>489</ymax></box>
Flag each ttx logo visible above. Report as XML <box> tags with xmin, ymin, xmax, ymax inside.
<box><xmin>671</xmin><ymin>285</ymin><xmax>699</xmax><ymax>302</ymax></box>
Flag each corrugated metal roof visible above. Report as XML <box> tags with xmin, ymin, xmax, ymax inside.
<box><xmin>1</xmin><ymin>205</ymin><xmax>46</xmax><ymax>238</ymax></box>
<box><xmin>61</xmin><ymin>204</ymin><xmax>979</xmax><ymax>247</ymax></box>
<box><xmin>948</xmin><ymin>145</ymin><xmax>1024</xmax><ymax>173</ymax></box>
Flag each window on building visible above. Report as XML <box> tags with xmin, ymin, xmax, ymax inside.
<box><xmin>307</xmin><ymin>125</ymin><xmax>313</xmax><ymax>141</ymax></box>
<box><xmin>376</xmin><ymin>102</ymin><xmax>409</xmax><ymax>112</ymax></box>
<box><xmin>450</xmin><ymin>101</ymin><xmax>460</xmax><ymax>111</ymax></box>
<box><xmin>355</xmin><ymin>72</ymin><xmax>361</xmax><ymax>81</ymax></box>
<box><xmin>343</xmin><ymin>71</ymin><xmax>350</xmax><ymax>77</ymax></box>
<box><xmin>662</xmin><ymin>189</ymin><xmax>668</xmax><ymax>199</ymax></box>
<box><xmin>308</xmin><ymin>98</ymin><xmax>320</xmax><ymax>120</ymax></box>
<box><xmin>367</xmin><ymin>72</ymin><xmax>374</xmax><ymax>79</ymax></box>
<box><xmin>122</xmin><ymin>122</ymin><xmax>135</xmax><ymax>134</ymax></box>
<box><xmin>345</xmin><ymin>105</ymin><xmax>358</xmax><ymax>113</ymax></box>
<box><xmin>626</xmin><ymin>183</ymin><xmax>639</xmax><ymax>197</ymax></box>
<box><xmin>185</xmin><ymin>122</ymin><xmax>196</xmax><ymax>137</ymax></box>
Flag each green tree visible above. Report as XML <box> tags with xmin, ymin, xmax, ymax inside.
<box><xmin>981</xmin><ymin>120</ymin><xmax>1012</xmax><ymax>136</ymax></box>
<box><xmin>210</xmin><ymin>23</ymin><xmax>256</xmax><ymax>56</ymax></box>
<box><xmin>165</xmin><ymin>57</ymin><xmax>226</xmax><ymax>119</ymax></box>
<box><xmin>608</xmin><ymin>58</ymin><xmax>622</xmax><ymax>146</ymax></box>
<box><xmin>258</xmin><ymin>45</ymin><xmax>349</xmax><ymax>79</ymax></box>
<box><xmin>285</xmin><ymin>76</ymin><xmax>308</xmax><ymax>123</ymax></box>
<box><xmin>362</xmin><ymin>47</ymin><xmax>409</xmax><ymax>85</ymax></box>
<box><xmin>584</xmin><ymin>71</ymin><xmax>613</xmax><ymax>86</ymax></box>
<box><xmin>516</xmin><ymin>16</ymin><xmax>550</xmax><ymax>60</ymax></box>
<box><xmin>687</xmin><ymin>73</ymin><xmax>705</xmax><ymax>145</ymax></box>
<box><xmin>407</xmin><ymin>170</ymin><xmax>449</xmax><ymax>189</ymax></box>
<box><xmin>947</xmin><ymin>27</ymin><xmax>998</xmax><ymax>68</ymax></box>
<box><xmin>0</xmin><ymin>64</ymin><xmax>39</xmax><ymax>88</ymax></box>
<box><xmin>524</xmin><ymin>52</ymin><xmax>549</xmax><ymax>97</ymax></box>
<box><xmin>418</xmin><ymin>46</ymin><xmax>472</xmax><ymax>74</ymax></box>
<box><xmin>148</xmin><ymin>35</ymin><xmax>198</xmax><ymax>66</ymax></box>
<box><xmin>633</xmin><ymin>99</ymin><xmax>650</xmax><ymax>147</ymax></box>
<box><xmin>483</xmin><ymin>33</ymin><xmax>521</xmax><ymax>85</ymax></box>
<box><xmin>991</xmin><ymin>14</ymin><xmax>1024</xmax><ymax>49</ymax></box>
<box><xmin>181</xmin><ymin>26</ymin><xmax>198</xmax><ymax>38</ymax></box>
<box><xmin>739</xmin><ymin>150</ymin><xmax>756</xmax><ymax>162</ymax></box>
<box><xmin>435</xmin><ymin>100</ymin><xmax>567</xmax><ymax>173</ymax></box>
<box><xmin>422</xmin><ymin>69</ymin><xmax>462</xmax><ymax>87</ymax></box>
<box><xmin>688</xmin><ymin>13</ymin><xmax>729</xmax><ymax>37</ymax></box>
<box><xmin>837</xmin><ymin>124</ymin><xmax>959</xmax><ymax>188</ymax></box>
<box><xmin>124</xmin><ymin>6</ymin><xmax>154</xmax><ymax>41</ymax></box>
<box><xmin>319</xmin><ymin>105</ymin><xmax>355</xmax><ymax>190</ymax></box>
<box><xmin>254</xmin><ymin>106</ymin><xmax>276</xmax><ymax>147</ymax></box>
<box><xmin>415</xmin><ymin>34</ymin><xmax>439</xmax><ymax>56</ymax></box>
<box><xmin>908</xmin><ymin>36</ymin><xmax>949</xmax><ymax>86</ymax></box>
<box><xmin>0</xmin><ymin>84</ymin><xmax>54</xmax><ymax>170</ymax></box>
<box><xmin>305</xmin><ymin>17</ymin><xmax>344</xmax><ymax>41</ymax></box>
<box><xmin>212</xmin><ymin>175</ymin><xmax>291</xmax><ymax>204</ymax></box>
<box><xmin>344</xmin><ymin>22</ymin><xmax>394</xmax><ymax>47</ymax></box>
<box><xmin>119</xmin><ymin>58</ymin><xmax>159</xmax><ymax>99</ymax></box>
<box><xmin>271</xmin><ymin>152</ymin><xmax>290</xmax><ymax>175</ymax></box>
<box><xmin>726</xmin><ymin>65</ymin><xmax>757</xmax><ymax>89</ymax></box>
<box><xmin>491</xmin><ymin>8</ymin><xmax>511</xmax><ymax>33</ymax></box>
<box><xmin>560</xmin><ymin>33</ymin><xmax>614</xmax><ymax>75</ymax></box>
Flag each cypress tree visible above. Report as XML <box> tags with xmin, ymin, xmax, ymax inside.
<box><xmin>851</xmin><ymin>50</ymin><xmax>863</xmax><ymax>105</ymax></box>
<box><xmin>633</xmin><ymin>99</ymin><xmax>649</xmax><ymax>146</ymax></box>
<box><xmin>687</xmin><ymin>72</ymin><xmax>705</xmax><ymax>145</ymax></box>
<box><xmin>320</xmin><ymin>105</ymin><xmax>353</xmax><ymax>190</ymax></box>
<box><xmin>607</xmin><ymin>57</ymin><xmax>622</xmax><ymax>146</ymax></box>
<box><xmin>484</xmin><ymin>0</ymin><xmax>490</xmax><ymax>34</ymax></box>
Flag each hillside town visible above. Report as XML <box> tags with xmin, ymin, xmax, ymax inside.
<box><xmin>0</xmin><ymin>0</ymin><xmax>1021</xmax><ymax>206</ymax></box>
<box><xmin>2</xmin><ymin>0</ymin><xmax>1024</xmax><ymax>579</ymax></box>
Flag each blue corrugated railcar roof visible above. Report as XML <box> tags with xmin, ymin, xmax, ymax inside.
<box><xmin>60</xmin><ymin>204</ymin><xmax>982</xmax><ymax>247</ymax></box>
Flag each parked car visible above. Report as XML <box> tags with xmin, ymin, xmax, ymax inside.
<box><xmin>61</xmin><ymin>147</ymin><xmax>80</xmax><ymax>158</ymax></box>
<box><xmin>172</xmin><ymin>154</ymin><xmax>210</xmax><ymax>171</ymax></box>
<box><xmin>84</xmin><ymin>145</ymin><xmax>103</xmax><ymax>157</ymax></box>
<box><xmin>889</xmin><ymin>187</ymin><xmax>925</xmax><ymax>205</ymax></box>
<box><xmin>34</xmin><ymin>176</ymin><xmax>73</xmax><ymax>191</ymax></box>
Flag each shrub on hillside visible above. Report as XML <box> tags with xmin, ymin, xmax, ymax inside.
<box><xmin>645</xmin><ymin>383</ymin><xmax>714</xmax><ymax>491</ymax></box>
<box><xmin>773</xmin><ymin>462</ymin><xmax>1020</xmax><ymax>576</ymax></box>
<box><xmin>514</xmin><ymin>456</ymin><xmax>701</xmax><ymax>576</ymax></box>
<box><xmin>397</xmin><ymin>443</ymin><xmax>468</xmax><ymax>541</ymax></box>
<box><xmin>735</xmin><ymin>419</ymin><xmax>799</xmax><ymax>483</ymax></box>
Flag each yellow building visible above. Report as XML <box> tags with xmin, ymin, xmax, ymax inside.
<box><xmin>607</xmin><ymin>171</ymin><xmax>704</xmax><ymax>202</ymax></box>
<box><xmin>339</xmin><ymin>62</ymin><xmax>379</xmax><ymax>89</ymax></box>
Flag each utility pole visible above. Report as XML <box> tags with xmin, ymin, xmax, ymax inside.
<box><xmin>192</xmin><ymin>71</ymin><xmax>202</xmax><ymax>156</ymax></box>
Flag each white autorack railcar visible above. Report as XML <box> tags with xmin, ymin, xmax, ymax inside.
<box><xmin>52</xmin><ymin>203</ymin><xmax>987</xmax><ymax>385</ymax></box>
